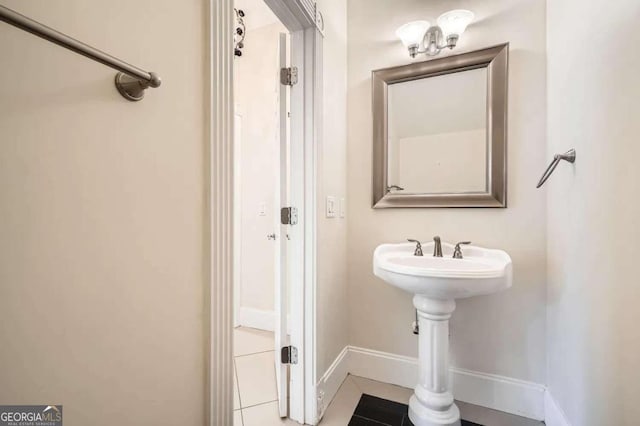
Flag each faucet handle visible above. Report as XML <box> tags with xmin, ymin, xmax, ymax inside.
<box><xmin>407</xmin><ymin>239</ymin><xmax>423</xmax><ymax>256</ymax></box>
<box><xmin>453</xmin><ymin>241</ymin><xmax>471</xmax><ymax>259</ymax></box>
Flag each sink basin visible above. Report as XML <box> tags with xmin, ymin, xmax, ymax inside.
<box><xmin>373</xmin><ymin>241</ymin><xmax>512</xmax><ymax>426</ymax></box>
<box><xmin>374</xmin><ymin>242</ymin><xmax>512</xmax><ymax>299</ymax></box>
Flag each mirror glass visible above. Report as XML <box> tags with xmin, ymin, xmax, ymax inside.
<box><xmin>372</xmin><ymin>44</ymin><xmax>508</xmax><ymax>208</ymax></box>
<box><xmin>387</xmin><ymin>67</ymin><xmax>487</xmax><ymax>194</ymax></box>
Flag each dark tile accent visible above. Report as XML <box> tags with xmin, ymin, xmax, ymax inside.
<box><xmin>353</xmin><ymin>394</ymin><xmax>407</xmax><ymax>425</ymax></box>
<box><xmin>350</xmin><ymin>394</ymin><xmax>483</xmax><ymax>426</ymax></box>
<box><xmin>349</xmin><ymin>415</ymin><xmax>388</xmax><ymax>425</ymax></box>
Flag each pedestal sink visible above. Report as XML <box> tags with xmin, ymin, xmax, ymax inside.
<box><xmin>373</xmin><ymin>241</ymin><xmax>512</xmax><ymax>426</ymax></box>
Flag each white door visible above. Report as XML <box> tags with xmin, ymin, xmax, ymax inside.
<box><xmin>274</xmin><ymin>32</ymin><xmax>291</xmax><ymax>418</ymax></box>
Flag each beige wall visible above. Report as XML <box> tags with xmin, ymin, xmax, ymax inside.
<box><xmin>0</xmin><ymin>1</ymin><xmax>207</xmax><ymax>425</ymax></box>
<box><xmin>234</xmin><ymin>21</ymin><xmax>286</xmax><ymax>315</ymax></box>
<box><xmin>315</xmin><ymin>0</ymin><xmax>349</xmax><ymax>379</ymax></box>
<box><xmin>347</xmin><ymin>0</ymin><xmax>547</xmax><ymax>383</ymax></box>
<box><xmin>546</xmin><ymin>0</ymin><xmax>640</xmax><ymax>424</ymax></box>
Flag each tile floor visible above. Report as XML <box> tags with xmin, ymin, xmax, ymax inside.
<box><xmin>349</xmin><ymin>394</ymin><xmax>481</xmax><ymax>426</ymax></box>
<box><xmin>322</xmin><ymin>376</ymin><xmax>544</xmax><ymax>426</ymax></box>
<box><xmin>233</xmin><ymin>327</ymin><xmax>544</xmax><ymax>426</ymax></box>
<box><xmin>233</xmin><ymin>327</ymin><xmax>294</xmax><ymax>426</ymax></box>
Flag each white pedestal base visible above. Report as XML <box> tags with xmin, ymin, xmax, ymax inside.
<box><xmin>408</xmin><ymin>296</ymin><xmax>461</xmax><ymax>426</ymax></box>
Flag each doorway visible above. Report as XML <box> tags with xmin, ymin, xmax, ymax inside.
<box><xmin>210</xmin><ymin>0</ymin><xmax>321</xmax><ymax>424</ymax></box>
<box><xmin>232</xmin><ymin>0</ymin><xmax>297</xmax><ymax>423</ymax></box>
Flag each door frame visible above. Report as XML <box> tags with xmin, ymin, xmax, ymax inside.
<box><xmin>208</xmin><ymin>0</ymin><xmax>322</xmax><ymax>424</ymax></box>
<box><xmin>232</xmin><ymin>107</ymin><xmax>242</xmax><ymax>329</ymax></box>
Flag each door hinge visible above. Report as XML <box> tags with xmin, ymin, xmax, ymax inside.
<box><xmin>281</xmin><ymin>346</ymin><xmax>298</xmax><ymax>364</ymax></box>
<box><xmin>280</xmin><ymin>67</ymin><xmax>298</xmax><ymax>86</ymax></box>
<box><xmin>281</xmin><ymin>207</ymin><xmax>298</xmax><ymax>225</ymax></box>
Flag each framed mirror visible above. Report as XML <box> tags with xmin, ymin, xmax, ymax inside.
<box><xmin>372</xmin><ymin>43</ymin><xmax>508</xmax><ymax>208</ymax></box>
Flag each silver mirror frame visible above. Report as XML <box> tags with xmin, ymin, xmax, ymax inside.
<box><xmin>372</xmin><ymin>43</ymin><xmax>509</xmax><ymax>208</ymax></box>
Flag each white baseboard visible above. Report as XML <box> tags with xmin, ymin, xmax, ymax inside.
<box><xmin>544</xmin><ymin>389</ymin><xmax>571</xmax><ymax>426</ymax></box>
<box><xmin>348</xmin><ymin>346</ymin><xmax>418</xmax><ymax>389</ymax></box>
<box><xmin>315</xmin><ymin>346</ymin><xmax>349</xmax><ymax>420</ymax></box>
<box><xmin>317</xmin><ymin>345</ymin><xmax>547</xmax><ymax>422</ymax></box>
<box><xmin>238</xmin><ymin>307</ymin><xmax>276</xmax><ymax>332</ymax></box>
<box><xmin>450</xmin><ymin>366</ymin><xmax>545</xmax><ymax>421</ymax></box>
<box><xmin>237</xmin><ymin>306</ymin><xmax>291</xmax><ymax>334</ymax></box>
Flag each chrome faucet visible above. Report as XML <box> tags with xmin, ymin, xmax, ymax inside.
<box><xmin>407</xmin><ymin>239</ymin><xmax>423</xmax><ymax>256</ymax></box>
<box><xmin>433</xmin><ymin>236</ymin><xmax>443</xmax><ymax>257</ymax></box>
<box><xmin>453</xmin><ymin>241</ymin><xmax>471</xmax><ymax>259</ymax></box>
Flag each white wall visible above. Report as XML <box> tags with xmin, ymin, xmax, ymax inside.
<box><xmin>234</xmin><ymin>21</ymin><xmax>286</xmax><ymax>316</ymax></box>
<box><xmin>0</xmin><ymin>0</ymin><xmax>207</xmax><ymax>424</ymax></box>
<box><xmin>236</xmin><ymin>0</ymin><xmax>279</xmax><ymax>30</ymax></box>
<box><xmin>315</xmin><ymin>0</ymin><xmax>349</xmax><ymax>379</ymax></box>
<box><xmin>347</xmin><ymin>0</ymin><xmax>547</xmax><ymax>383</ymax></box>
<box><xmin>546</xmin><ymin>0</ymin><xmax>640</xmax><ymax>424</ymax></box>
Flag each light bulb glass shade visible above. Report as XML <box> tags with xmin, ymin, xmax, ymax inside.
<box><xmin>437</xmin><ymin>10</ymin><xmax>474</xmax><ymax>37</ymax></box>
<box><xmin>395</xmin><ymin>20</ymin><xmax>430</xmax><ymax>48</ymax></box>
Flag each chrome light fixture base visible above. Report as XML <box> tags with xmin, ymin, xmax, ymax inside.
<box><xmin>445</xmin><ymin>34</ymin><xmax>459</xmax><ymax>49</ymax></box>
<box><xmin>414</xmin><ymin>26</ymin><xmax>457</xmax><ymax>57</ymax></box>
<box><xmin>396</xmin><ymin>10</ymin><xmax>473</xmax><ymax>59</ymax></box>
<box><xmin>424</xmin><ymin>26</ymin><xmax>446</xmax><ymax>56</ymax></box>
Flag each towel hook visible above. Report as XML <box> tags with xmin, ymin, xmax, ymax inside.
<box><xmin>536</xmin><ymin>149</ymin><xmax>576</xmax><ymax>188</ymax></box>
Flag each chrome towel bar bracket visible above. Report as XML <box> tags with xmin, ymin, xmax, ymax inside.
<box><xmin>0</xmin><ymin>4</ymin><xmax>161</xmax><ymax>102</ymax></box>
<box><xmin>536</xmin><ymin>149</ymin><xmax>576</xmax><ymax>188</ymax></box>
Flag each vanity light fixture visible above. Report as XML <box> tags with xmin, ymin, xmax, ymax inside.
<box><xmin>396</xmin><ymin>9</ymin><xmax>474</xmax><ymax>58</ymax></box>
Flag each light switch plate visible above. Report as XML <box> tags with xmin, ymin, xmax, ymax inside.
<box><xmin>340</xmin><ymin>198</ymin><xmax>346</xmax><ymax>218</ymax></box>
<box><xmin>258</xmin><ymin>202</ymin><xmax>267</xmax><ymax>216</ymax></box>
<box><xmin>326</xmin><ymin>196</ymin><xmax>336</xmax><ymax>218</ymax></box>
